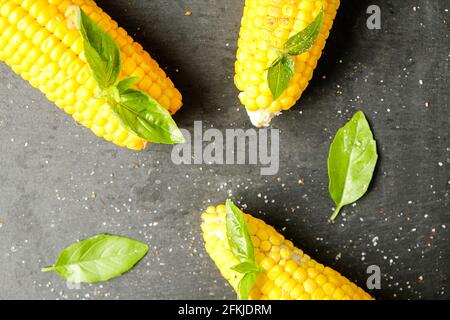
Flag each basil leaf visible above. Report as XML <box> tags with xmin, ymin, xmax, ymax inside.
<box><xmin>113</xmin><ymin>89</ymin><xmax>185</xmax><ymax>144</ymax></box>
<box><xmin>41</xmin><ymin>234</ymin><xmax>148</xmax><ymax>283</ymax></box>
<box><xmin>284</xmin><ymin>9</ymin><xmax>324</xmax><ymax>56</ymax></box>
<box><xmin>231</xmin><ymin>261</ymin><xmax>264</xmax><ymax>274</ymax></box>
<box><xmin>267</xmin><ymin>55</ymin><xmax>294</xmax><ymax>100</ymax></box>
<box><xmin>328</xmin><ymin>111</ymin><xmax>378</xmax><ymax>222</ymax></box>
<box><xmin>225</xmin><ymin>200</ymin><xmax>263</xmax><ymax>300</ymax></box>
<box><xmin>117</xmin><ymin>76</ymin><xmax>140</xmax><ymax>94</ymax></box>
<box><xmin>237</xmin><ymin>272</ymin><xmax>257</xmax><ymax>300</ymax></box>
<box><xmin>78</xmin><ymin>9</ymin><xmax>122</xmax><ymax>89</ymax></box>
<box><xmin>226</xmin><ymin>199</ymin><xmax>254</xmax><ymax>262</ymax></box>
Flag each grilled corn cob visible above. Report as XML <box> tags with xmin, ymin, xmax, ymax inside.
<box><xmin>234</xmin><ymin>0</ymin><xmax>340</xmax><ymax>127</ymax></box>
<box><xmin>0</xmin><ymin>0</ymin><xmax>182</xmax><ymax>150</ymax></box>
<box><xmin>201</xmin><ymin>204</ymin><xmax>373</xmax><ymax>300</ymax></box>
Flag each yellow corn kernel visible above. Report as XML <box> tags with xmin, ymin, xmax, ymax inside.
<box><xmin>0</xmin><ymin>0</ymin><xmax>182</xmax><ymax>150</ymax></box>
<box><xmin>234</xmin><ymin>0</ymin><xmax>340</xmax><ymax>126</ymax></box>
<box><xmin>284</xmin><ymin>260</ymin><xmax>298</xmax><ymax>274</ymax></box>
<box><xmin>290</xmin><ymin>284</ymin><xmax>304</xmax><ymax>299</ymax></box>
<box><xmin>201</xmin><ymin>204</ymin><xmax>373</xmax><ymax>300</ymax></box>
<box><xmin>251</xmin><ymin>235</ymin><xmax>261</xmax><ymax>248</ymax></box>
<box><xmin>280</xmin><ymin>247</ymin><xmax>291</xmax><ymax>259</ymax></box>
<box><xmin>260</xmin><ymin>240</ymin><xmax>271</xmax><ymax>251</ymax></box>
<box><xmin>268</xmin><ymin>250</ymin><xmax>281</xmax><ymax>263</ymax></box>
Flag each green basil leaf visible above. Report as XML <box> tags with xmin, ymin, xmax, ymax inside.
<box><xmin>226</xmin><ymin>199</ymin><xmax>255</xmax><ymax>263</ymax></box>
<box><xmin>237</xmin><ymin>272</ymin><xmax>257</xmax><ymax>300</ymax></box>
<box><xmin>232</xmin><ymin>261</ymin><xmax>264</xmax><ymax>274</ymax></box>
<box><xmin>328</xmin><ymin>111</ymin><xmax>378</xmax><ymax>222</ymax></box>
<box><xmin>267</xmin><ymin>55</ymin><xmax>295</xmax><ymax>100</ymax></box>
<box><xmin>113</xmin><ymin>89</ymin><xmax>185</xmax><ymax>144</ymax></box>
<box><xmin>117</xmin><ymin>76</ymin><xmax>140</xmax><ymax>94</ymax></box>
<box><xmin>78</xmin><ymin>9</ymin><xmax>122</xmax><ymax>89</ymax></box>
<box><xmin>41</xmin><ymin>234</ymin><xmax>148</xmax><ymax>283</ymax></box>
<box><xmin>226</xmin><ymin>200</ymin><xmax>264</xmax><ymax>300</ymax></box>
<box><xmin>284</xmin><ymin>9</ymin><xmax>324</xmax><ymax>56</ymax></box>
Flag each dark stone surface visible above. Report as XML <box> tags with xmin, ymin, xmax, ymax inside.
<box><xmin>0</xmin><ymin>0</ymin><xmax>448</xmax><ymax>299</ymax></box>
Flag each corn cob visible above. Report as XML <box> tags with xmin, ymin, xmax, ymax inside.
<box><xmin>234</xmin><ymin>0</ymin><xmax>340</xmax><ymax>127</ymax></box>
<box><xmin>0</xmin><ymin>0</ymin><xmax>182</xmax><ymax>150</ymax></box>
<box><xmin>201</xmin><ymin>204</ymin><xmax>373</xmax><ymax>300</ymax></box>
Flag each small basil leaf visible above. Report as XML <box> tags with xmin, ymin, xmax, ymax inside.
<box><xmin>78</xmin><ymin>9</ymin><xmax>122</xmax><ymax>89</ymax></box>
<box><xmin>237</xmin><ymin>272</ymin><xmax>257</xmax><ymax>300</ymax></box>
<box><xmin>267</xmin><ymin>55</ymin><xmax>295</xmax><ymax>100</ymax></box>
<box><xmin>284</xmin><ymin>9</ymin><xmax>324</xmax><ymax>56</ymax></box>
<box><xmin>41</xmin><ymin>234</ymin><xmax>148</xmax><ymax>283</ymax></box>
<box><xmin>226</xmin><ymin>199</ymin><xmax>255</xmax><ymax>263</ymax></box>
<box><xmin>117</xmin><ymin>76</ymin><xmax>140</xmax><ymax>94</ymax></box>
<box><xmin>328</xmin><ymin>111</ymin><xmax>378</xmax><ymax>222</ymax></box>
<box><xmin>232</xmin><ymin>261</ymin><xmax>264</xmax><ymax>274</ymax></box>
<box><xmin>113</xmin><ymin>89</ymin><xmax>185</xmax><ymax>144</ymax></box>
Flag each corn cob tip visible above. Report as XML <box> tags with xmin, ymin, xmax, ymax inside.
<box><xmin>246</xmin><ymin>109</ymin><xmax>280</xmax><ymax>128</ymax></box>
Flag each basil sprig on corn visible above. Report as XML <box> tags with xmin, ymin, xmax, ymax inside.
<box><xmin>202</xmin><ymin>201</ymin><xmax>373</xmax><ymax>300</ymax></box>
<box><xmin>234</xmin><ymin>0</ymin><xmax>340</xmax><ymax>127</ymax></box>
<box><xmin>78</xmin><ymin>9</ymin><xmax>184</xmax><ymax>145</ymax></box>
<box><xmin>0</xmin><ymin>0</ymin><xmax>183</xmax><ymax>149</ymax></box>
<box><xmin>225</xmin><ymin>199</ymin><xmax>263</xmax><ymax>299</ymax></box>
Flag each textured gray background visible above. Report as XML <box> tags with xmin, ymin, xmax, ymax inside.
<box><xmin>0</xmin><ymin>0</ymin><xmax>448</xmax><ymax>300</ymax></box>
